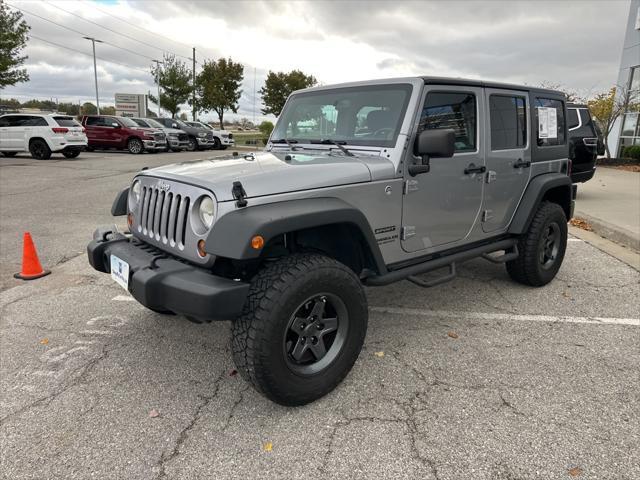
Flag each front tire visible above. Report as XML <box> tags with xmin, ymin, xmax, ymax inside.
<box><xmin>186</xmin><ymin>137</ymin><xmax>197</xmax><ymax>151</ymax></box>
<box><xmin>506</xmin><ymin>201</ymin><xmax>567</xmax><ymax>286</ymax></box>
<box><xmin>29</xmin><ymin>139</ymin><xmax>52</xmax><ymax>160</ymax></box>
<box><xmin>212</xmin><ymin>137</ymin><xmax>221</xmax><ymax>150</ymax></box>
<box><xmin>232</xmin><ymin>254</ymin><xmax>368</xmax><ymax>406</ymax></box>
<box><xmin>127</xmin><ymin>138</ymin><xmax>143</xmax><ymax>154</ymax></box>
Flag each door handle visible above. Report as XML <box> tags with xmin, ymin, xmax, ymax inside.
<box><xmin>513</xmin><ymin>158</ymin><xmax>531</xmax><ymax>169</ymax></box>
<box><xmin>464</xmin><ymin>163</ymin><xmax>486</xmax><ymax>175</ymax></box>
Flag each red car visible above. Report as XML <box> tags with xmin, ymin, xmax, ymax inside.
<box><xmin>81</xmin><ymin>115</ymin><xmax>167</xmax><ymax>154</ymax></box>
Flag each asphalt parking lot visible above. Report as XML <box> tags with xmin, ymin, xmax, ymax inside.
<box><xmin>1</xmin><ymin>150</ymin><xmax>639</xmax><ymax>480</ymax></box>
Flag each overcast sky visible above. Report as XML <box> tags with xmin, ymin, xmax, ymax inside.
<box><xmin>0</xmin><ymin>0</ymin><xmax>632</xmax><ymax>123</ymax></box>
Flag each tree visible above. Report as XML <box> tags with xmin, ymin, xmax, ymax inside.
<box><xmin>587</xmin><ymin>87</ymin><xmax>637</xmax><ymax>158</ymax></box>
<box><xmin>196</xmin><ymin>58</ymin><xmax>244</xmax><ymax>129</ymax></box>
<box><xmin>0</xmin><ymin>1</ymin><xmax>30</xmax><ymax>89</ymax></box>
<box><xmin>538</xmin><ymin>82</ymin><xmax>581</xmax><ymax>103</ymax></box>
<box><xmin>259</xmin><ymin>70</ymin><xmax>317</xmax><ymax>116</ymax></box>
<box><xmin>179</xmin><ymin>112</ymin><xmax>187</xmax><ymax>120</ymax></box>
<box><xmin>81</xmin><ymin>102</ymin><xmax>97</xmax><ymax>115</ymax></box>
<box><xmin>258</xmin><ymin>120</ymin><xmax>274</xmax><ymax>137</ymax></box>
<box><xmin>150</xmin><ymin>54</ymin><xmax>192</xmax><ymax>118</ymax></box>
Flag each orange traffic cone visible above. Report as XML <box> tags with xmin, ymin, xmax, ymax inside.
<box><xmin>13</xmin><ymin>232</ymin><xmax>51</xmax><ymax>280</ymax></box>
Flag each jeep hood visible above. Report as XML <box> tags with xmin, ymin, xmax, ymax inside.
<box><xmin>140</xmin><ymin>150</ymin><xmax>395</xmax><ymax>201</ymax></box>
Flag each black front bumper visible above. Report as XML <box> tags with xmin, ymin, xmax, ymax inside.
<box><xmin>87</xmin><ymin>227</ymin><xmax>250</xmax><ymax>321</ymax></box>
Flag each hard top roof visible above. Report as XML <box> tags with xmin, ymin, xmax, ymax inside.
<box><xmin>296</xmin><ymin>76</ymin><xmax>564</xmax><ymax>98</ymax></box>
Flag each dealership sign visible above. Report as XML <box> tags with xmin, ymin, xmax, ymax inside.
<box><xmin>115</xmin><ymin>93</ymin><xmax>147</xmax><ymax>117</ymax></box>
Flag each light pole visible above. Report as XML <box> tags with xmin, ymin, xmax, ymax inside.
<box><xmin>83</xmin><ymin>37</ymin><xmax>103</xmax><ymax>114</ymax></box>
<box><xmin>153</xmin><ymin>59</ymin><xmax>162</xmax><ymax>117</ymax></box>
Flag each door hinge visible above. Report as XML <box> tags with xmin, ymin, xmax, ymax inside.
<box><xmin>482</xmin><ymin>210</ymin><xmax>493</xmax><ymax>222</ymax></box>
<box><xmin>404</xmin><ymin>179</ymin><xmax>419</xmax><ymax>194</ymax></box>
<box><xmin>401</xmin><ymin>226</ymin><xmax>416</xmax><ymax>240</ymax></box>
<box><xmin>486</xmin><ymin>170</ymin><xmax>497</xmax><ymax>183</ymax></box>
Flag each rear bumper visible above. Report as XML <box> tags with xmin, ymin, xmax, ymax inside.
<box><xmin>571</xmin><ymin>167</ymin><xmax>595</xmax><ymax>183</ymax></box>
<box><xmin>87</xmin><ymin>227</ymin><xmax>250</xmax><ymax>321</ymax></box>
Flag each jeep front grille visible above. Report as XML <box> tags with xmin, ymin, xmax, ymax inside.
<box><xmin>139</xmin><ymin>186</ymin><xmax>190</xmax><ymax>248</ymax></box>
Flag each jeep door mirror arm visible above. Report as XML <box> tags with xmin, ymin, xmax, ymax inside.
<box><xmin>408</xmin><ymin>156</ymin><xmax>430</xmax><ymax>176</ymax></box>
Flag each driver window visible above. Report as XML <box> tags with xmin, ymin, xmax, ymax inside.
<box><xmin>419</xmin><ymin>92</ymin><xmax>477</xmax><ymax>152</ymax></box>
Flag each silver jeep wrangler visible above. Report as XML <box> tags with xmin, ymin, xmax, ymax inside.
<box><xmin>88</xmin><ymin>77</ymin><xmax>575</xmax><ymax>405</ymax></box>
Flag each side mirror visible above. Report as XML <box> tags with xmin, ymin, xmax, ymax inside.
<box><xmin>409</xmin><ymin>129</ymin><xmax>456</xmax><ymax>176</ymax></box>
<box><xmin>172</xmin><ymin>123</ymin><xmax>178</xmax><ymax>129</ymax></box>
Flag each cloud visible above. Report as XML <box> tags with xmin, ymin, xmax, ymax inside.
<box><xmin>1</xmin><ymin>0</ymin><xmax>630</xmax><ymax>122</ymax></box>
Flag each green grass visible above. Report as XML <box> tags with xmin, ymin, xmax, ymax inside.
<box><xmin>233</xmin><ymin>132</ymin><xmax>267</xmax><ymax>146</ymax></box>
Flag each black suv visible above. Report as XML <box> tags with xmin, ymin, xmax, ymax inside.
<box><xmin>567</xmin><ymin>103</ymin><xmax>604</xmax><ymax>183</ymax></box>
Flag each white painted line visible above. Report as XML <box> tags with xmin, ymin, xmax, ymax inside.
<box><xmin>112</xmin><ymin>295</ymin><xmax>135</xmax><ymax>302</ymax></box>
<box><xmin>568</xmin><ymin>238</ymin><xmax>583</xmax><ymax>242</ymax></box>
<box><xmin>80</xmin><ymin>330</ymin><xmax>114</xmax><ymax>336</ymax></box>
<box><xmin>370</xmin><ymin>306</ymin><xmax>640</xmax><ymax>327</ymax></box>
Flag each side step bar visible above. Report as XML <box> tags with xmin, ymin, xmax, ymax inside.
<box><xmin>364</xmin><ymin>239</ymin><xmax>518</xmax><ymax>287</ymax></box>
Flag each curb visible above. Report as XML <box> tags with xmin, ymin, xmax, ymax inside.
<box><xmin>573</xmin><ymin>211</ymin><xmax>640</xmax><ymax>252</ymax></box>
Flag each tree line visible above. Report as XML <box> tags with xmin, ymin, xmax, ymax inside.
<box><xmin>150</xmin><ymin>53</ymin><xmax>316</xmax><ymax>127</ymax></box>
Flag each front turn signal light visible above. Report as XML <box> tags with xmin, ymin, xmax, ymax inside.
<box><xmin>251</xmin><ymin>235</ymin><xmax>265</xmax><ymax>250</ymax></box>
<box><xmin>197</xmin><ymin>239</ymin><xmax>207</xmax><ymax>257</ymax></box>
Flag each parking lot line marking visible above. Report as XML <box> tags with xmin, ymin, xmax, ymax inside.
<box><xmin>370</xmin><ymin>307</ymin><xmax>640</xmax><ymax>326</ymax></box>
<box><xmin>112</xmin><ymin>295</ymin><xmax>135</xmax><ymax>302</ymax></box>
<box><xmin>567</xmin><ymin>238</ymin><xmax>583</xmax><ymax>242</ymax></box>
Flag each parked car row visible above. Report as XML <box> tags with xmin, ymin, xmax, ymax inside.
<box><xmin>0</xmin><ymin>112</ymin><xmax>234</xmax><ymax>159</ymax></box>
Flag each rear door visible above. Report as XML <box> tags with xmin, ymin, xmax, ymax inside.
<box><xmin>401</xmin><ymin>85</ymin><xmax>485</xmax><ymax>252</ymax></box>
<box><xmin>482</xmin><ymin>89</ymin><xmax>531</xmax><ymax>233</ymax></box>
<box><xmin>0</xmin><ymin>115</ymin><xmax>23</xmax><ymax>150</ymax></box>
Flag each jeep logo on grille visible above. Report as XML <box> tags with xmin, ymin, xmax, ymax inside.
<box><xmin>158</xmin><ymin>182</ymin><xmax>171</xmax><ymax>192</ymax></box>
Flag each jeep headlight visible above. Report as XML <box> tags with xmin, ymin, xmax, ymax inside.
<box><xmin>129</xmin><ymin>180</ymin><xmax>141</xmax><ymax>209</ymax></box>
<box><xmin>198</xmin><ymin>196</ymin><xmax>215</xmax><ymax>229</ymax></box>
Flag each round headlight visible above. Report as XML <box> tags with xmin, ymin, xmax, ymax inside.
<box><xmin>129</xmin><ymin>180</ymin><xmax>141</xmax><ymax>209</ymax></box>
<box><xmin>198</xmin><ymin>196</ymin><xmax>215</xmax><ymax>229</ymax></box>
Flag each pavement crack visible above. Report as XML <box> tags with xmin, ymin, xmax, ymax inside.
<box><xmin>221</xmin><ymin>385</ymin><xmax>249</xmax><ymax>432</ymax></box>
<box><xmin>0</xmin><ymin>345</ymin><xmax>110</xmax><ymax>425</ymax></box>
<box><xmin>155</xmin><ymin>369</ymin><xmax>226</xmax><ymax>479</ymax></box>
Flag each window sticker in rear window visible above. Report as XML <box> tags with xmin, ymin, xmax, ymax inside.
<box><xmin>537</xmin><ymin>107</ymin><xmax>557</xmax><ymax>140</ymax></box>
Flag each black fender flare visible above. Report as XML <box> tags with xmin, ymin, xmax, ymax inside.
<box><xmin>509</xmin><ymin>173</ymin><xmax>572</xmax><ymax>234</ymax></box>
<box><xmin>205</xmin><ymin>197</ymin><xmax>387</xmax><ymax>274</ymax></box>
<box><xmin>111</xmin><ymin>187</ymin><xmax>129</xmax><ymax>216</ymax></box>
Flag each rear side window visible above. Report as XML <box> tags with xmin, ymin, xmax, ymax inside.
<box><xmin>85</xmin><ymin>116</ymin><xmax>103</xmax><ymax>126</ymax></box>
<box><xmin>4</xmin><ymin>115</ymin><xmax>46</xmax><ymax>126</ymax></box>
<box><xmin>419</xmin><ymin>92</ymin><xmax>477</xmax><ymax>152</ymax></box>
<box><xmin>567</xmin><ymin>109</ymin><xmax>580</xmax><ymax>130</ymax></box>
<box><xmin>24</xmin><ymin>117</ymin><xmax>48</xmax><ymax>126</ymax></box>
<box><xmin>53</xmin><ymin>116</ymin><xmax>80</xmax><ymax>127</ymax></box>
<box><xmin>489</xmin><ymin>95</ymin><xmax>527</xmax><ymax>150</ymax></box>
<box><xmin>535</xmin><ymin>98</ymin><xmax>566</xmax><ymax>146</ymax></box>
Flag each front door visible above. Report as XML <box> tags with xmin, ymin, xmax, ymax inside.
<box><xmin>401</xmin><ymin>85</ymin><xmax>485</xmax><ymax>253</ymax></box>
<box><xmin>481</xmin><ymin>89</ymin><xmax>531</xmax><ymax>233</ymax></box>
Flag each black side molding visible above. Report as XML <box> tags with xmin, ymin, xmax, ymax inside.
<box><xmin>205</xmin><ymin>197</ymin><xmax>387</xmax><ymax>274</ymax></box>
<box><xmin>111</xmin><ymin>187</ymin><xmax>129</xmax><ymax>216</ymax></box>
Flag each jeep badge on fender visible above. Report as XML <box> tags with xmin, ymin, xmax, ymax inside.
<box><xmin>87</xmin><ymin>77</ymin><xmax>574</xmax><ymax>406</ymax></box>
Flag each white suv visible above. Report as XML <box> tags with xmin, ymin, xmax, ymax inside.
<box><xmin>0</xmin><ymin>113</ymin><xmax>88</xmax><ymax>159</ymax></box>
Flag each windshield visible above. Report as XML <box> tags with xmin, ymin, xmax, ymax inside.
<box><xmin>145</xmin><ymin>118</ymin><xmax>164</xmax><ymax>129</ymax></box>
<box><xmin>271</xmin><ymin>84</ymin><xmax>413</xmax><ymax>147</ymax></box>
<box><xmin>120</xmin><ymin>117</ymin><xmax>141</xmax><ymax>127</ymax></box>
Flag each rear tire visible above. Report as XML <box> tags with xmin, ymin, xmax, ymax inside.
<box><xmin>62</xmin><ymin>150</ymin><xmax>80</xmax><ymax>158</ymax></box>
<box><xmin>506</xmin><ymin>201</ymin><xmax>567</xmax><ymax>286</ymax></box>
<box><xmin>127</xmin><ymin>138</ymin><xmax>143</xmax><ymax>154</ymax></box>
<box><xmin>232</xmin><ymin>253</ymin><xmax>368</xmax><ymax>406</ymax></box>
<box><xmin>29</xmin><ymin>139</ymin><xmax>51</xmax><ymax>160</ymax></box>
<box><xmin>1</xmin><ymin>152</ymin><xmax>18</xmax><ymax>157</ymax></box>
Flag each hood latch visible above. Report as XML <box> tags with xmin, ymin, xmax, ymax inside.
<box><xmin>232</xmin><ymin>181</ymin><xmax>248</xmax><ymax>208</ymax></box>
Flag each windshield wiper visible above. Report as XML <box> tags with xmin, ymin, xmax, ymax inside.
<box><xmin>271</xmin><ymin>138</ymin><xmax>300</xmax><ymax>150</ymax></box>
<box><xmin>310</xmin><ymin>139</ymin><xmax>354</xmax><ymax>156</ymax></box>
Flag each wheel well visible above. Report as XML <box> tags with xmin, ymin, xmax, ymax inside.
<box><xmin>541</xmin><ymin>185</ymin><xmax>571</xmax><ymax>220</ymax></box>
<box><xmin>265</xmin><ymin>223</ymin><xmax>378</xmax><ymax>277</ymax></box>
<box><xmin>127</xmin><ymin>136</ymin><xmax>142</xmax><ymax>144</ymax></box>
<box><xmin>28</xmin><ymin>137</ymin><xmax>47</xmax><ymax>146</ymax></box>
